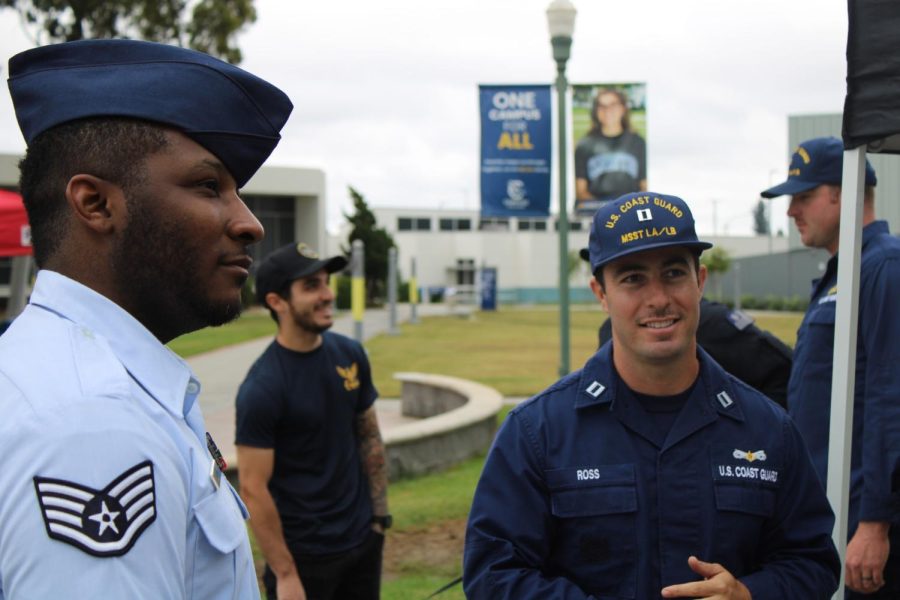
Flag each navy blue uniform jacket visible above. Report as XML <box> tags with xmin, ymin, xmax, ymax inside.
<box><xmin>789</xmin><ymin>221</ymin><xmax>900</xmax><ymax>533</ymax></box>
<box><xmin>464</xmin><ymin>345</ymin><xmax>839</xmax><ymax>599</ymax></box>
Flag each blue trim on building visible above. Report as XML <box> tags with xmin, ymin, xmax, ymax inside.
<box><xmin>497</xmin><ymin>287</ymin><xmax>596</xmax><ymax>304</ymax></box>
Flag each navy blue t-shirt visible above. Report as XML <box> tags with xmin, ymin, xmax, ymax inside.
<box><xmin>235</xmin><ymin>331</ymin><xmax>378</xmax><ymax>554</ymax></box>
<box><xmin>627</xmin><ymin>381</ymin><xmax>695</xmax><ymax>448</ymax></box>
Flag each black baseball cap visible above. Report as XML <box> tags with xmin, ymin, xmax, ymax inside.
<box><xmin>255</xmin><ymin>243</ymin><xmax>347</xmax><ymax>304</ymax></box>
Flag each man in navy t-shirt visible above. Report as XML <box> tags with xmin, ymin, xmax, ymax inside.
<box><xmin>236</xmin><ymin>243</ymin><xmax>390</xmax><ymax>600</ymax></box>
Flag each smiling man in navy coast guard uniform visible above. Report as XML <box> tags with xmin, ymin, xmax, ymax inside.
<box><xmin>762</xmin><ymin>137</ymin><xmax>900</xmax><ymax>598</ymax></box>
<box><xmin>464</xmin><ymin>191</ymin><xmax>840</xmax><ymax>599</ymax></box>
<box><xmin>0</xmin><ymin>39</ymin><xmax>291</xmax><ymax>598</ymax></box>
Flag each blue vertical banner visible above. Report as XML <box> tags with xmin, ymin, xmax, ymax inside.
<box><xmin>480</xmin><ymin>267</ymin><xmax>497</xmax><ymax>311</ymax></box>
<box><xmin>480</xmin><ymin>85</ymin><xmax>552</xmax><ymax>217</ymax></box>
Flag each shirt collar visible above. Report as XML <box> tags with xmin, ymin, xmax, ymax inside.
<box><xmin>29</xmin><ymin>270</ymin><xmax>197</xmax><ymax>418</ymax></box>
<box><xmin>575</xmin><ymin>342</ymin><xmax>745</xmax><ymax>423</ymax></box>
<box><xmin>819</xmin><ymin>220</ymin><xmax>889</xmax><ymax>290</ymax></box>
<box><xmin>863</xmin><ymin>219</ymin><xmax>889</xmax><ymax>244</ymax></box>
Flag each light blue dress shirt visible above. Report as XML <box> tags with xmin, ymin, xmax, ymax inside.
<box><xmin>0</xmin><ymin>270</ymin><xmax>259</xmax><ymax>599</ymax></box>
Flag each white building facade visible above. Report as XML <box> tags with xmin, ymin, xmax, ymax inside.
<box><xmin>330</xmin><ymin>207</ymin><xmax>788</xmax><ymax>304</ymax></box>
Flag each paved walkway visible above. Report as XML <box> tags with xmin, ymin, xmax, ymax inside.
<box><xmin>190</xmin><ymin>303</ymin><xmax>475</xmax><ymax>468</ymax></box>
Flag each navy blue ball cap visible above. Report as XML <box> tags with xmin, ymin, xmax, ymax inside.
<box><xmin>255</xmin><ymin>243</ymin><xmax>348</xmax><ymax>304</ymax></box>
<box><xmin>588</xmin><ymin>191</ymin><xmax>712</xmax><ymax>272</ymax></box>
<box><xmin>761</xmin><ymin>136</ymin><xmax>877</xmax><ymax>198</ymax></box>
<box><xmin>7</xmin><ymin>38</ymin><xmax>293</xmax><ymax>188</ymax></box>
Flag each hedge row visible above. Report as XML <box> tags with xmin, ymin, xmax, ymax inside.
<box><xmin>706</xmin><ymin>295</ymin><xmax>809</xmax><ymax>312</ymax></box>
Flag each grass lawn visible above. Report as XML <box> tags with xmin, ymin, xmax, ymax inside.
<box><xmin>752</xmin><ymin>311</ymin><xmax>801</xmax><ymax>348</ymax></box>
<box><xmin>367</xmin><ymin>306</ymin><xmax>608</xmax><ymax>399</ymax></box>
<box><xmin>367</xmin><ymin>306</ymin><xmax>803</xmax><ymax>399</ymax></box>
<box><xmin>168</xmin><ymin>310</ymin><xmax>276</xmax><ymax>357</ymax></box>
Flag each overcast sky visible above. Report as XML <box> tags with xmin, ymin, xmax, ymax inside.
<box><xmin>0</xmin><ymin>0</ymin><xmax>849</xmax><ymax>236</ymax></box>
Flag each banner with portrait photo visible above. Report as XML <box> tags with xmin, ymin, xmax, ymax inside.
<box><xmin>571</xmin><ymin>83</ymin><xmax>647</xmax><ymax>217</ymax></box>
<box><xmin>479</xmin><ymin>84</ymin><xmax>552</xmax><ymax>217</ymax></box>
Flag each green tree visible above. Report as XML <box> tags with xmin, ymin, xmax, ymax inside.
<box><xmin>342</xmin><ymin>186</ymin><xmax>396</xmax><ymax>306</ymax></box>
<box><xmin>753</xmin><ymin>199</ymin><xmax>770</xmax><ymax>236</ymax></box>
<box><xmin>567</xmin><ymin>249</ymin><xmax>587</xmax><ymax>283</ymax></box>
<box><xmin>701</xmin><ymin>246</ymin><xmax>731</xmax><ymax>299</ymax></box>
<box><xmin>0</xmin><ymin>0</ymin><xmax>256</xmax><ymax>63</ymax></box>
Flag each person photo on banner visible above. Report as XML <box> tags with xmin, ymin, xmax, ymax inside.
<box><xmin>574</xmin><ymin>87</ymin><xmax>647</xmax><ymax>215</ymax></box>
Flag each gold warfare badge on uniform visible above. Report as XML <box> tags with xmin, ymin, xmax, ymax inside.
<box><xmin>33</xmin><ymin>461</ymin><xmax>156</xmax><ymax>557</ymax></box>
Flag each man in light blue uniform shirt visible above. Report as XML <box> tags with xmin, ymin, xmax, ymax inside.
<box><xmin>0</xmin><ymin>40</ymin><xmax>292</xmax><ymax>598</ymax></box>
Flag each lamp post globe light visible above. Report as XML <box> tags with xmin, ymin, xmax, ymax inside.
<box><xmin>547</xmin><ymin>0</ymin><xmax>576</xmax><ymax>376</ymax></box>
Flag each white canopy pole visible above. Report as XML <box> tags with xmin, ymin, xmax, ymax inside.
<box><xmin>827</xmin><ymin>146</ymin><xmax>866</xmax><ymax>598</ymax></box>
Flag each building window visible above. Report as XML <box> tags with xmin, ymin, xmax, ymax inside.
<box><xmin>398</xmin><ymin>217</ymin><xmax>431</xmax><ymax>231</ymax></box>
<box><xmin>554</xmin><ymin>219</ymin><xmax>585</xmax><ymax>231</ymax></box>
<box><xmin>242</xmin><ymin>194</ymin><xmax>296</xmax><ymax>267</ymax></box>
<box><xmin>518</xmin><ymin>218</ymin><xmax>548</xmax><ymax>231</ymax></box>
<box><xmin>479</xmin><ymin>217</ymin><xmax>510</xmax><ymax>231</ymax></box>
<box><xmin>456</xmin><ymin>259</ymin><xmax>475</xmax><ymax>286</ymax></box>
<box><xmin>439</xmin><ymin>218</ymin><xmax>472</xmax><ymax>231</ymax></box>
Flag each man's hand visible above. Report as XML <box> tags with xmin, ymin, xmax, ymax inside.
<box><xmin>845</xmin><ymin>520</ymin><xmax>890</xmax><ymax>593</ymax></box>
<box><xmin>276</xmin><ymin>572</ymin><xmax>306</xmax><ymax>600</ymax></box>
<box><xmin>661</xmin><ymin>556</ymin><xmax>752</xmax><ymax>599</ymax></box>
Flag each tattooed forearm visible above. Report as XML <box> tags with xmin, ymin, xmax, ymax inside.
<box><xmin>356</xmin><ymin>407</ymin><xmax>389</xmax><ymax>516</ymax></box>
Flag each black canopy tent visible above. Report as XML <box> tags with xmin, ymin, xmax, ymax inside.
<box><xmin>829</xmin><ymin>1</ymin><xmax>900</xmax><ymax>596</ymax></box>
<box><xmin>844</xmin><ymin>0</ymin><xmax>900</xmax><ymax>153</ymax></box>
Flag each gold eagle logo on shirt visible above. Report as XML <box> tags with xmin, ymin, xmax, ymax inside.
<box><xmin>336</xmin><ymin>363</ymin><xmax>360</xmax><ymax>391</ymax></box>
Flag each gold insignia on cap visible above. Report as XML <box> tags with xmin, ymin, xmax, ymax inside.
<box><xmin>296</xmin><ymin>243</ymin><xmax>319</xmax><ymax>259</ymax></box>
<box><xmin>797</xmin><ymin>146</ymin><xmax>811</xmax><ymax>165</ymax></box>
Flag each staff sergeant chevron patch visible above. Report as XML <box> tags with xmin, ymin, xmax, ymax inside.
<box><xmin>33</xmin><ymin>461</ymin><xmax>156</xmax><ymax>557</ymax></box>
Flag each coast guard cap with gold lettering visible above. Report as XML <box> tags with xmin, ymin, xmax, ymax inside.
<box><xmin>588</xmin><ymin>191</ymin><xmax>712</xmax><ymax>272</ymax></box>
<box><xmin>7</xmin><ymin>38</ymin><xmax>293</xmax><ymax>188</ymax></box>
<box><xmin>760</xmin><ymin>136</ymin><xmax>876</xmax><ymax>199</ymax></box>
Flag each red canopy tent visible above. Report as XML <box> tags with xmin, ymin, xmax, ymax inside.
<box><xmin>0</xmin><ymin>190</ymin><xmax>33</xmax><ymax>321</ymax></box>
<box><xmin>0</xmin><ymin>189</ymin><xmax>31</xmax><ymax>257</ymax></box>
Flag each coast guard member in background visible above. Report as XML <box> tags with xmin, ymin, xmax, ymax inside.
<box><xmin>464</xmin><ymin>192</ymin><xmax>839</xmax><ymax>599</ymax></box>
<box><xmin>0</xmin><ymin>39</ymin><xmax>291</xmax><ymax>598</ymax></box>
<box><xmin>762</xmin><ymin>137</ymin><xmax>900</xmax><ymax>597</ymax></box>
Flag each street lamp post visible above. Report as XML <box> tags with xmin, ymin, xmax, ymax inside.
<box><xmin>547</xmin><ymin>0</ymin><xmax>576</xmax><ymax>376</ymax></box>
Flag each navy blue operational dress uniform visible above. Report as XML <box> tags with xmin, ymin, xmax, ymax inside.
<box><xmin>762</xmin><ymin>137</ymin><xmax>900</xmax><ymax>598</ymax></box>
<box><xmin>788</xmin><ymin>223</ymin><xmax>900</xmax><ymax>536</ymax></box>
<box><xmin>464</xmin><ymin>192</ymin><xmax>839</xmax><ymax>599</ymax></box>
<box><xmin>0</xmin><ymin>40</ymin><xmax>291</xmax><ymax>598</ymax></box>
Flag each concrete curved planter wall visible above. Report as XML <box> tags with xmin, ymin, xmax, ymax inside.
<box><xmin>384</xmin><ymin>372</ymin><xmax>504</xmax><ymax>480</ymax></box>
